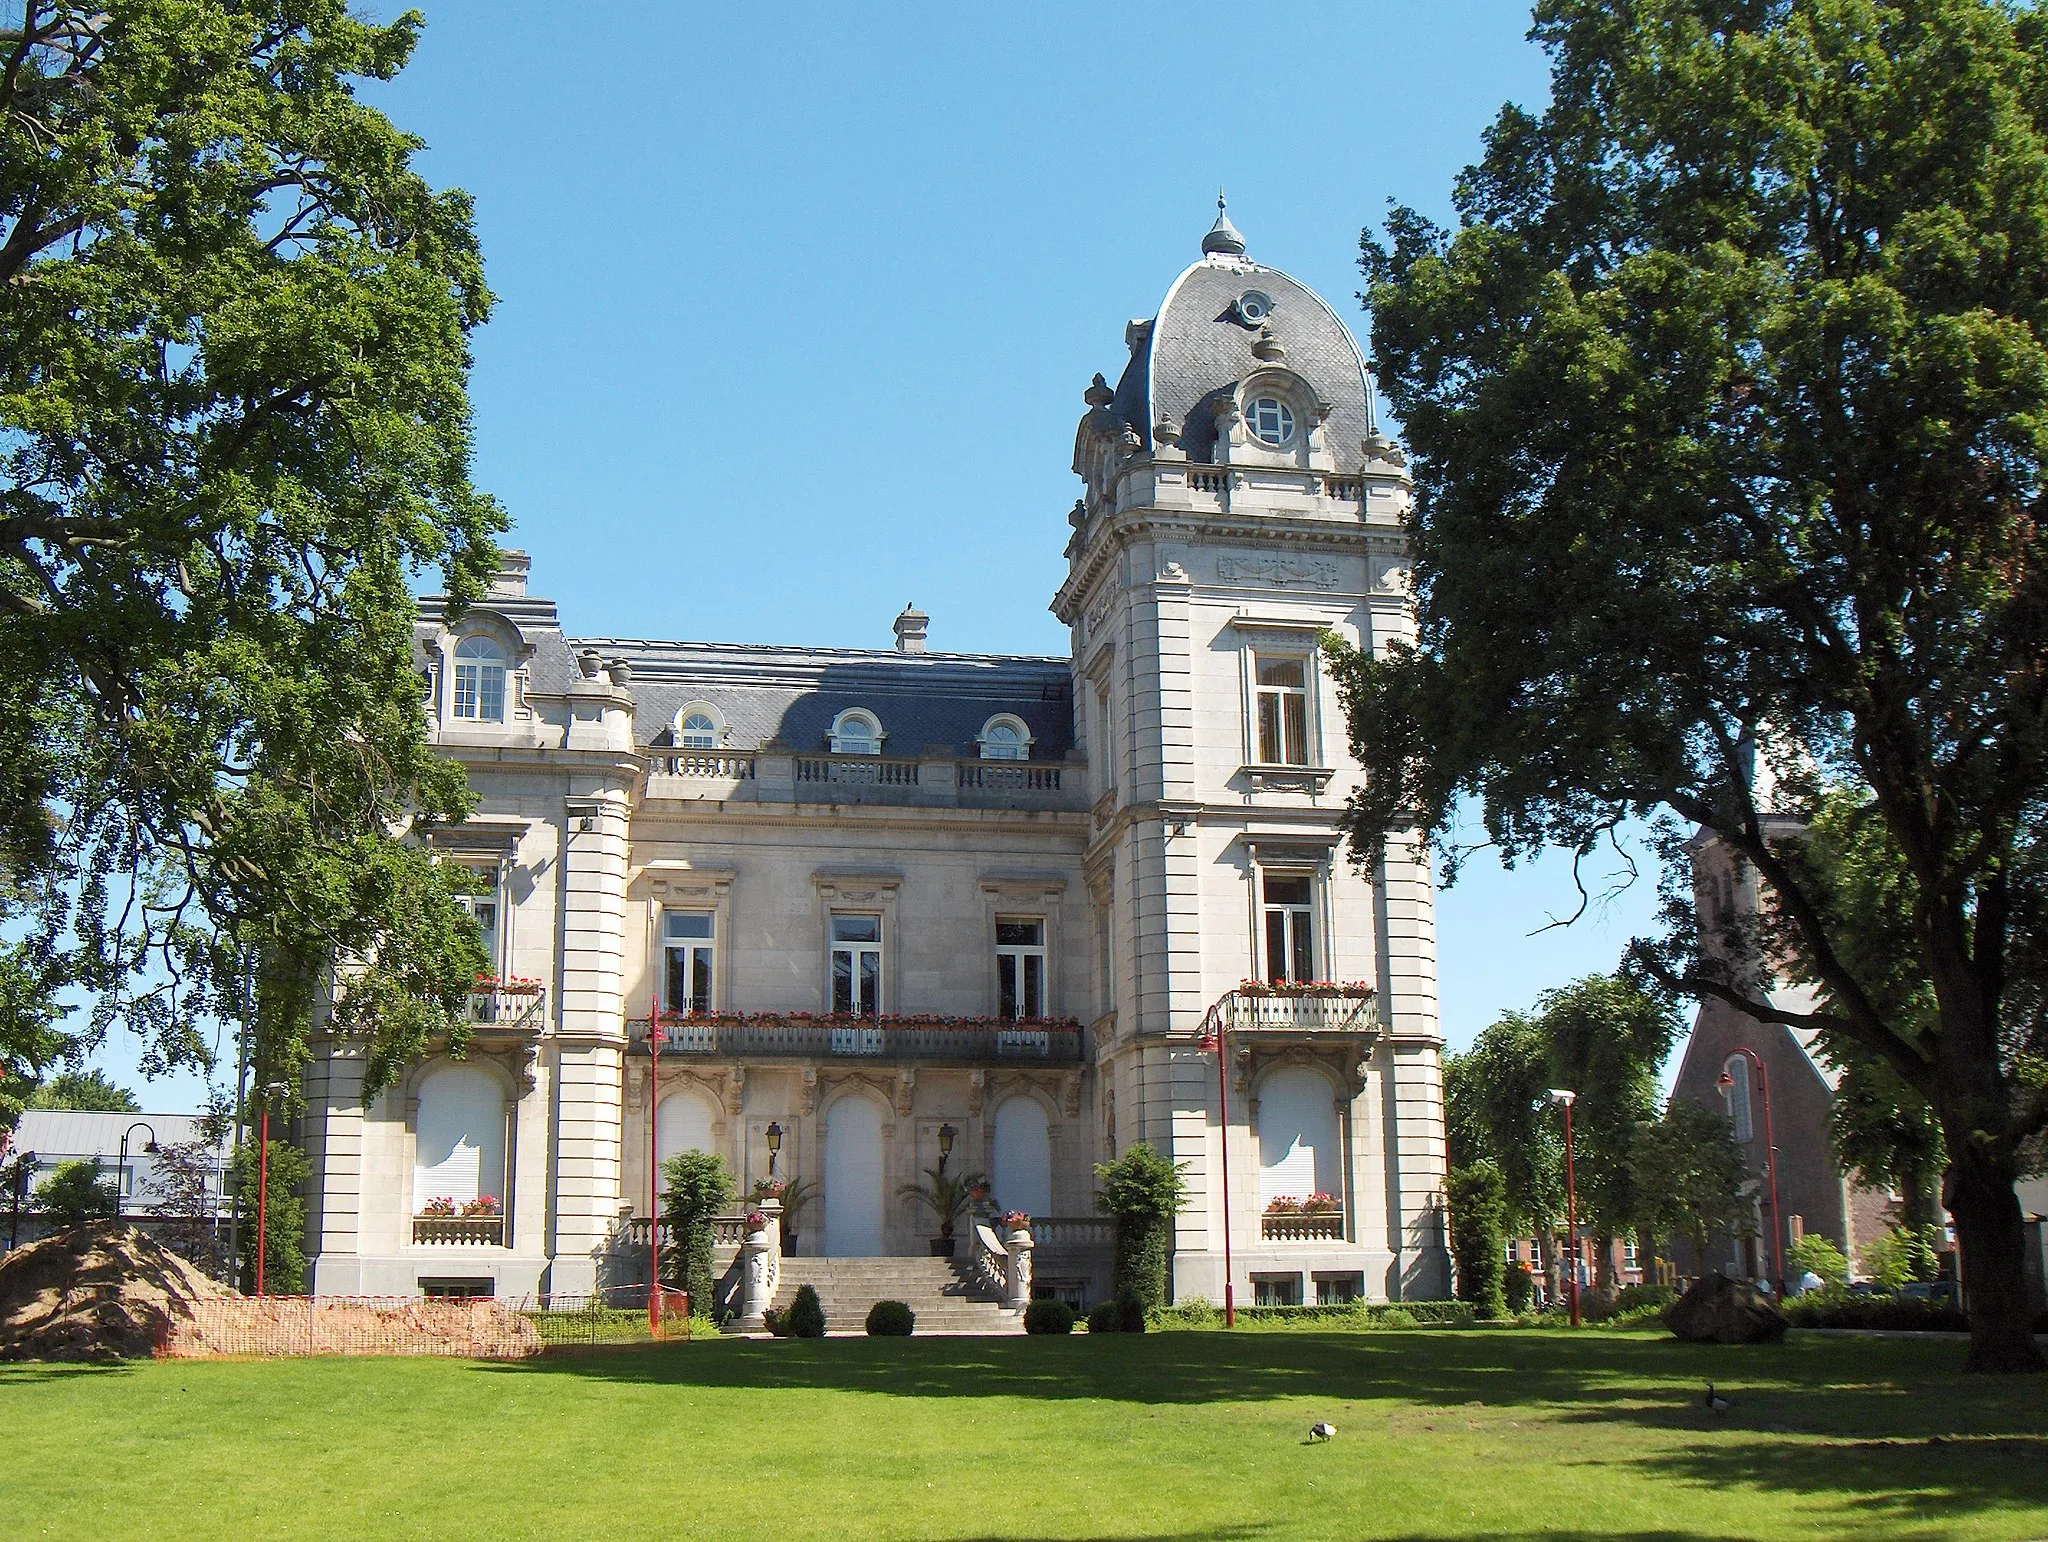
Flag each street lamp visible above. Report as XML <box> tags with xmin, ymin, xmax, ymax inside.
<box><xmin>1719</xmin><ymin>1049</ymin><xmax>1785</xmax><ymax>1298</ymax></box>
<box><xmin>256</xmin><ymin>1083</ymin><xmax>289</xmax><ymax>1296</ymax></box>
<box><xmin>765</xmin><ymin>1120</ymin><xmax>783</xmax><ymax>1179</ymax></box>
<box><xmin>1542</xmin><ymin>1089</ymin><xmax>1581</xmax><ymax>1328</ymax></box>
<box><xmin>937</xmin><ymin>1121</ymin><xmax>956</xmax><ymax>1174</ymax></box>
<box><xmin>113</xmin><ymin>1121</ymin><xmax>158</xmax><ymax>1222</ymax></box>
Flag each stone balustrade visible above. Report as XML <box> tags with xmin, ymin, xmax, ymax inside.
<box><xmin>629</xmin><ymin>1014</ymin><xmax>1085</xmax><ymax>1065</ymax></box>
<box><xmin>412</xmin><ymin>1214</ymin><xmax>507</xmax><ymax>1247</ymax></box>
<box><xmin>1261</xmin><ymin>1210</ymin><xmax>1345</xmax><ymax>1243</ymax></box>
<box><xmin>643</xmin><ymin>752</ymin><xmax>1086</xmax><ymax>810</ymax></box>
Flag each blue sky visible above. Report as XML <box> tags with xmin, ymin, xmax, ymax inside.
<box><xmin>89</xmin><ymin>1</ymin><xmax>1668</xmax><ymax>1108</ymax></box>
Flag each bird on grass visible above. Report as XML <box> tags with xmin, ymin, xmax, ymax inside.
<box><xmin>1309</xmin><ymin>1421</ymin><xmax>1338</xmax><ymax>1442</ymax></box>
<box><xmin>1704</xmin><ymin>1383</ymin><xmax>1731</xmax><ymax>1414</ymax></box>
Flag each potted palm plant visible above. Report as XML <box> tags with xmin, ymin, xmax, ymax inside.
<box><xmin>899</xmin><ymin>1166</ymin><xmax>986</xmax><ymax>1256</ymax></box>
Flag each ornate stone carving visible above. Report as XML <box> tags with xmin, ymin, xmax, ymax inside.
<box><xmin>1217</xmin><ymin>553</ymin><xmax>1339</xmax><ymax>590</ymax></box>
<box><xmin>1061</xmin><ymin>1069</ymin><xmax>1083</xmax><ymax>1118</ymax></box>
<box><xmin>894</xmin><ymin>1068</ymin><xmax>916</xmax><ymax>1117</ymax></box>
<box><xmin>1371</xmin><ymin>555</ymin><xmax>1411</xmax><ymax>594</ymax></box>
<box><xmin>799</xmin><ymin>1067</ymin><xmax>818</xmax><ymax>1115</ymax></box>
<box><xmin>724</xmin><ymin>1066</ymin><xmax>746</xmax><ymax>1116</ymax></box>
<box><xmin>967</xmin><ymin>1068</ymin><xmax>986</xmax><ymax>1115</ymax></box>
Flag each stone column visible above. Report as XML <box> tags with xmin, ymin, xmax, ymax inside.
<box><xmin>1004</xmin><ymin>1227</ymin><xmax>1035</xmax><ymax>1311</ymax></box>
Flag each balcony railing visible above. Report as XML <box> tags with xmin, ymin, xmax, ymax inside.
<box><xmin>412</xmin><ymin>1214</ymin><xmax>506</xmax><ymax>1247</ymax></box>
<box><xmin>1209</xmin><ymin>986</ymin><xmax>1377</xmax><ymax>1036</ymax></box>
<box><xmin>622</xmin><ymin>1214</ymin><xmax>748</xmax><ymax>1250</ymax></box>
<box><xmin>467</xmin><ymin>986</ymin><xmax>547</xmax><ymax>1032</ymax></box>
<box><xmin>653</xmin><ymin>752</ymin><xmax>756</xmax><ymax>779</ymax></box>
<box><xmin>638</xmin><ymin>750</ymin><xmax>1088</xmax><ymax>811</ymax></box>
<box><xmin>795</xmin><ymin>755</ymin><xmax>920</xmax><ymax>787</ymax></box>
<box><xmin>629</xmin><ymin>1013</ymin><xmax>1085</xmax><ymax>1065</ymax></box>
<box><xmin>1261</xmin><ymin>1210</ymin><xmax>1345</xmax><ymax>1243</ymax></box>
<box><xmin>956</xmin><ymin>762</ymin><xmax>1063</xmax><ymax>792</ymax></box>
<box><xmin>1028</xmin><ymin>1216</ymin><xmax>1115</xmax><ymax>1248</ymax></box>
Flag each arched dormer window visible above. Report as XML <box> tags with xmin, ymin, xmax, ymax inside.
<box><xmin>452</xmin><ymin>635</ymin><xmax>507</xmax><ymax>722</ymax></box>
<box><xmin>675</xmin><ymin>705</ymin><xmax>724</xmax><ymax>750</ymax></box>
<box><xmin>830</xmin><ymin>709</ymin><xmax>883</xmax><ymax>755</ymax></box>
<box><xmin>978</xmin><ymin>714</ymin><xmax>1032</xmax><ymax>761</ymax></box>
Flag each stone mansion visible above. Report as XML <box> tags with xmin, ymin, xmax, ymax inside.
<box><xmin>301</xmin><ymin>205</ymin><xmax>1453</xmax><ymax>1310</ymax></box>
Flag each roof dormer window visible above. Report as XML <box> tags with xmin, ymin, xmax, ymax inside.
<box><xmin>452</xmin><ymin>635</ymin><xmax>506</xmax><ymax>722</ymax></box>
<box><xmin>1247</xmin><ymin>396</ymin><xmax>1295</xmax><ymax>447</ymax></box>
<box><xmin>830</xmin><ymin>709</ymin><xmax>883</xmax><ymax>755</ymax></box>
<box><xmin>676</xmin><ymin>705</ymin><xmax>724</xmax><ymax>750</ymax></box>
<box><xmin>979</xmin><ymin>715</ymin><xmax>1032</xmax><ymax>761</ymax></box>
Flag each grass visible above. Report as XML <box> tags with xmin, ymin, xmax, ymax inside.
<box><xmin>4</xmin><ymin>1327</ymin><xmax>2046</xmax><ymax>1540</ymax></box>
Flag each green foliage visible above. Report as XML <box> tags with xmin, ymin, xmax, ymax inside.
<box><xmin>1094</xmin><ymin>1142</ymin><xmax>1188</xmax><ymax>1310</ymax></box>
<box><xmin>897</xmin><ymin>1166</ymin><xmax>985</xmax><ymax>1239</ymax></box>
<box><xmin>1333</xmin><ymin>0</ymin><xmax>2048</xmax><ymax>1368</ymax></box>
<box><xmin>0</xmin><ymin>0</ymin><xmax>505</xmax><ymax>1128</ymax></box>
<box><xmin>1537</xmin><ymin>977</ymin><xmax>1676</xmax><ymax>1254</ymax></box>
<box><xmin>1023</xmin><ymin>1298</ymin><xmax>1074</xmax><ymax>1335</ymax></box>
<box><xmin>1862</xmin><ymin>1224</ymin><xmax>1941</xmax><ymax>1289</ymax></box>
<box><xmin>1612</xmin><ymin>1283</ymin><xmax>1677</xmax><ymax>1314</ymax></box>
<box><xmin>1112</xmin><ymin>1291</ymin><xmax>1148</xmax><ymax>1334</ymax></box>
<box><xmin>1143</xmin><ymin>1300</ymin><xmax>1478</xmax><ymax>1331</ymax></box>
<box><xmin>786</xmin><ymin>1283</ymin><xmax>826</xmax><ymax>1339</ymax></box>
<box><xmin>1782</xmin><ymin>1290</ymin><xmax>1969</xmax><ymax>1334</ymax></box>
<box><xmin>1788</xmin><ymin>1234</ymin><xmax>1852</xmax><ymax>1290</ymax></box>
<box><xmin>864</xmin><ymin>1300</ymin><xmax>914</xmax><ymax>1336</ymax></box>
<box><xmin>1085</xmin><ymin>1300</ymin><xmax>1119</xmax><ymax>1334</ymax></box>
<box><xmin>230</xmin><ymin>1129</ymin><xmax>308</xmax><ymax>1293</ymax></box>
<box><xmin>1443</xmin><ymin>1011</ymin><xmax>1563</xmax><ymax>1236</ymax></box>
<box><xmin>1445</xmin><ymin>1161</ymin><xmax>1509</xmax><ymax>1318</ymax></box>
<box><xmin>1504</xmin><ymin>1262</ymin><xmax>1534</xmax><ymax>1314</ymax></box>
<box><xmin>659</xmin><ymin>1150</ymin><xmax>736</xmax><ymax>1316</ymax></box>
<box><xmin>145</xmin><ymin>1136</ymin><xmax>229</xmax><ymax>1278</ymax></box>
<box><xmin>32</xmin><ymin>1157</ymin><xmax>116</xmax><ymax>1228</ymax></box>
<box><xmin>1631</xmin><ymin>1099</ymin><xmax>1748</xmax><ymax>1264</ymax></box>
<box><xmin>1375</xmin><ymin>1307</ymin><xmax>1419</xmax><ymax>1330</ymax></box>
<box><xmin>26</xmin><ymin>1069</ymin><xmax>138</xmax><ymax>1111</ymax></box>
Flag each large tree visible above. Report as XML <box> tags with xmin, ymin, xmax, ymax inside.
<box><xmin>1444</xmin><ymin>1009</ymin><xmax>1565</xmax><ymax>1292</ymax></box>
<box><xmin>1331</xmin><ymin>0</ymin><xmax>2048</xmax><ymax>1369</ymax></box>
<box><xmin>0</xmin><ymin>1</ymin><xmax>498</xmax><ymax>1139</ymax></box>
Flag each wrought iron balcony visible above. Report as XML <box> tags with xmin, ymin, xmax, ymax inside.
<box><xmin>1207</xmin><ymin>985</ymin><xmax>1377</xmax><ymax>1037</ymax></box>
<box><xmin>627</xmin><ymin>1012</ymin><xmax>1085</xmax><ymax>1065</ymax></box>
<box><xmin>467</xmin><ymin>984</ymin><xmax>547</xmax><ymax>1033</ymax></box>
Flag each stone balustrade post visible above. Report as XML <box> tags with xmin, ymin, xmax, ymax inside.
<box><xmin>739</xmin><ymin>1199</ymin><xmax>783</xmax><ymax>1326</ymax></box>
<box><xmin>1003</xmin><ymin>1227</ymin><xmax>1034</xmax><ymax>1311</ymax></box>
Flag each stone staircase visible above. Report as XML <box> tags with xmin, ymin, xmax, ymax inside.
<box><xmin>759</xmin><ymin>1256</ymin><xmax>1024</xmax><ymax>1336</ymax></box>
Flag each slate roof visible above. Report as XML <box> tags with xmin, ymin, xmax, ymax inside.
<box><xmin>1111</xmin><ymin>252</ymin><xmax>1378</xmax><ymax>473</ymax></box>
<box><xmin>571</xmin><ymin>639</ymin><xmax>1075</xmax><ymax>761</ymax></box>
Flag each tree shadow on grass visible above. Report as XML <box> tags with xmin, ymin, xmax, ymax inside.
<box><xmin>0</xmin><ymin>1359</ymin><xmax>136</xmax><ymax>1384</ymax></box>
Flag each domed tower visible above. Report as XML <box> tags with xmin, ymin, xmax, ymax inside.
<box><xmin>1053</xmin><ymin>202</ymin><xmax>1450</xmax><ymax>1304</ymax></box>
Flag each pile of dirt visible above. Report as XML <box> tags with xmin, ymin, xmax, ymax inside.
<box><xmin>0</xmin><ymin>1222</ymin><xmax>228</xmax><ymax>1362</ymax></box>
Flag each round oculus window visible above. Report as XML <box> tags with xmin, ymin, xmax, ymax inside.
<box><xmin>1247</xmin><ymin>396</ymin><xmax>1295</xmax><ymax>446</ymax></box>
<box><xmin>1237</xmin><ymin>289</ymin><xmax>1275</xmax><ymax>325</ymax></box>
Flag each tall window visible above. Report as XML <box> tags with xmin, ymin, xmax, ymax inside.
<box><xmin>664</xmin><ymin>912</ymin><xmax>715</xmax><ymax>1016</ymax></box>
<box><xmin>996</xmin><ymin>918</ymin><xmax>1047</xmax><ymax>1020</ymax></box>
<box><xmin>679</xmin><ymin>712</ymin><xmax>719</xmax><ymax>750</ymax></box>
<box><xmin>1256</xmin><ymin>658</ymin><xmax>1309</xmax><ymax>765</ymax></box>
<box><xmin>452</xmin><ymin>636</ymin><xmax>507</xmax><ymax>722</ymax></box>
<box><xmin>1262</xmin><ymin>874</ymin><xmax>1314</xmax><ymax>984</ymax></box>
<box><xmin>454</xmin><ymin>875</ymin><xmax>502</xmax><ymax>974</ymax></box>
<box><xmin>1722</xmin><ymin>1054</ymin><xmax>1755</xmax><ymax>1143</ymax></box>
<box><xmin>831</xmin><ymin>914</ymin><xmax>882</xmax><ymax>1017</ymax></box>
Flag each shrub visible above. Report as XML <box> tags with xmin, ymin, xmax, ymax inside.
<box><xmin>1503</xmin><ymin>1262</ymin><xmax>1534</xmax><ymax>1314</ymax></box>
<box><xmin>786</xmin><ymin>1283</ymin><xmax>827</xmax><ymax>1338</ymax></box>
<box><xmin>1444</xmin><ymin>1162</ymin><xmax>1508</xmax><ymax>1318</ymax></box>
<box><xmin>660</xmin><ymin>1150</ymin><xmax>737</xmax><ymax>1321</ymax></box>
<box><xmin>1113</xmin><ymin>1290</ymin><xmax>1148</xmax><ymax>1333</ymax></box>
<box><xmin>1375</xmin><ymin>1306</ymin><xmax>1418</xmax><ymax>1329</ymax></box>
<box><xmin>1612</xmin><ymin>1282</ymin><xmax>1676</xmax><ymax>1313</ymax></box>
<box><xmin>1787</xmin><ymin>1233</ymin><xmax>1851</xmax><ymax>1289</ymax></box>
<box><xmin>1094</xmin><ymin>1143</ymin><xmax>1188</xmax><ymax>1310</ymax></box>
<box><xmin>864</xmin><ymin>1300</ymin><xmax>914</xmax><ymax>1336</ymax></box>
<box><xmin>763</xmin><ymin>1307</ymin><xmax>789</xmax><ymax>1337</ymax></box>
<box><xmin>1024</xmin><ymin>1299</ymin><xmax>1074</xmax><ymax>1335</ymax></box>
<box><xmin>1085</xmin><ymin>1301</ymin><xmax>1119</xmax><ymax>1334</ymax></box>
<box><xmin>1781</xmin><ymin>1290</ymin><xmax>1967</xmax><ymax>1333</ymax></box>
<box><xmin>33</xmin><ymin>1159</ymin><xmax>118</xmax><ymax>1229</ymax></box>
<box><xmin>1860</xmin><ymin>1224</ymin><xmax>1939</xmax><ymax>1288</ymax></box>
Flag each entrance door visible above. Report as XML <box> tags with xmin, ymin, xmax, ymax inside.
<box><xmin>824</xmin><ymin>1095</ymin><xmax>885</xmax><ymax>1256</ymax></box>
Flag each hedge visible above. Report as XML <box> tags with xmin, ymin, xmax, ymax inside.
<box><xmin>1145</xmin><ymin>1300</ymin><xmax>1477</xmax><ymax>1330</ymax></box>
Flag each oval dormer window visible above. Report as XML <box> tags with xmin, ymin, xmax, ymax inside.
<box><xmin>1247</xmin><ymin>397</ymin><xmax>1295</xmax><ymax>447</ymax></box>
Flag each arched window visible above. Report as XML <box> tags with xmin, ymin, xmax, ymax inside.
<box><xmin>1257</xmin><ymin>1066</ymin><xmax>1339</xmax><ymax>1209</ymax></box>
<box><xmin>830</xmin><ymin>709</ymin><xmax>883</xmax><ymax>755</ymax></box>
<box><xmin>678</xmin><ymin>709</ymin><xmax>721</xmax><ymax>750</ymax></box>
<box><xmin>991</xmin><ymin>1097</ymin><xmax>1052</xmax><ymax>1219</ymax></box>
<box><xmin>413</xmin><ymin>1065</ymin><xmax>507</xmax><ymax>1212</ymax></box>
<box><xmin>656</xmin><ymin>1089</ymin><xmax>717</xmax><ymax>1174</ymax></box>
<box><xmin>1722</xmin><ymin>1055</ymin><xmax>1754</xmax><ymax>1143</ymax></box>
<box><xmin>979</xmin><ymin>715</ymin><xmax>1032</xmax><ymax>761</ymax></box>
<box><xmin>452</xmin><ymin>636</ymin><xmax>507</xmax><ymax>722</ymax></box>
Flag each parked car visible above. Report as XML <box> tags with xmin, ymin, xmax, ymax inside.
<box><xmin>1898</xmin><ymin>1280</ymin><xmax>1958</xmax><ymax>1306</ymax></box>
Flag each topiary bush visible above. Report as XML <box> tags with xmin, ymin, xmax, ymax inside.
<box><xmin>1093</xmin><ymin>1143</ymin><xmax>1188</xmax><ymax>1310</ymax></box>
<box><xmin>786</xmin><ymin>1283</ymin><xmax>827</xmax><ymax>1338</ymax></box>
<box><xmin>1445</xmin><ymin>1161</ymin><xmax>1508</xmax><ymax>1318</ymax></box>
<box><xmin>659</xmin><ymin>1149</ymin><xmax>737</xmax><ymax>1322</ymax></box>
<box><xmin>864</xmin><ymin>1299</ymin><xmax>914</xmax><ymax>1336</ymax></box>
<box><xmin>1113</xmin><ymin>1290</ymin><xmax>1148</xmax><ymax>1333</ymax></box>
<box><xmin>1504</xmin><ymin>1262</ymin><xmax>1535</xmax><ymax>1315</ymax></box>
<box><xmin>1024</xmin><ymin>1299</ymin><xmax>1074</xmax><ymax>1335</ymax></box>
<box><xmin>1085</xmin><ymin>1300</ymin><xmax>1119</xmax><ymax>1334</ymax></box>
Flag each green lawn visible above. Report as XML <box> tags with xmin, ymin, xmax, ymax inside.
<box><xmin>5</xmin><ymin>1328</ymin><xmax>2045</xmax><ymax>1540</ymax></box>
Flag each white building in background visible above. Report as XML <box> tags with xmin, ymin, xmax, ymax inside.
<box><xmin>302</xmin><ymin>206</ymin><xmax>1452</xmax><ymax>1309</ymax></box>
<box><xmin>6</xmin><ymin>1110</ymin><xmax>231</xmax><ymax>1249</ymax></box>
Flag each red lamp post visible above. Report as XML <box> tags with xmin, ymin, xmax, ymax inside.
<box><xmin>648</xmin><ymin>1017</ymin><xmax>666</xmax><ymax>1332</ymax></box>
<box><xmin>1545</xmin><ymin>1089</ymin><xmax>1580</xmax><ymax>1328</ymax></box>
<box><xmin>1199</xmin><ymin>1012</ymin><xmax>1236</xmax><ymax>1328</ymax></box>
<box><xmin>1719</xmin><ymin>1048</ymin><xmax>1785</xmax><ymax>1298</ymax></box>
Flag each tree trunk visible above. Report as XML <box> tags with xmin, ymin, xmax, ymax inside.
<box><xmin>1593</xmin><ymin>1231</ymin><xmax>1619</xmax><ymax>1299</ymax></box>
<box><xmin>1944</xmin><ymin>1142</ymin><xmax>2045</xmax><ymax>1373</ymax></box>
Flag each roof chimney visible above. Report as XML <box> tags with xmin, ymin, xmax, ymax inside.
<box><xmin>488</xmin><ymin>549</ymin><xmax>530</xmax><ymax>597</ymax></box>
<box><xmin>893</xmin><ymin>603</ymin><xmax>929</xmax><ymax>654</ymax></box>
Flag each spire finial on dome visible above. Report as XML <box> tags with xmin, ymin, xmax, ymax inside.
<box><xmin>1202</xmin><ymin>190</ymin><xmax>1246</xmax><ymax>257</ymax></box>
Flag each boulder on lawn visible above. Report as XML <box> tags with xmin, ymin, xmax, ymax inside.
<box><xmin>1664</xmin><ymin>1272</ymin><xmax>1787</xmax><ymax>1345</ymax></box>
<box><xmin>0</xmin><ymin>1222</ymin><xmax>227</xmax><ymax>1362</ymax></box>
